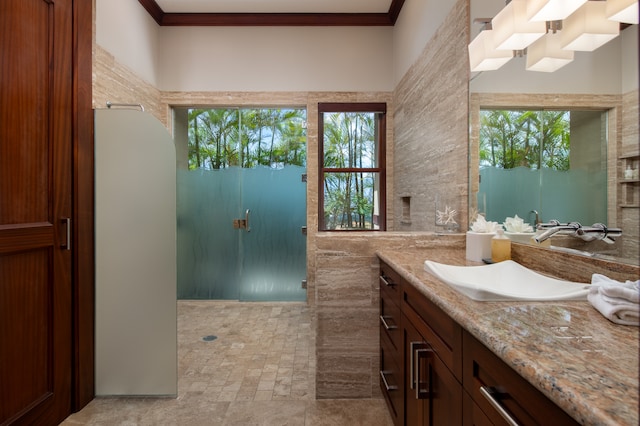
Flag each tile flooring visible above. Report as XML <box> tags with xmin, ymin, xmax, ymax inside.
<box><xmin>61</xmin><ymin>301</ymin><xmax>393</xmax><ymax>425</ymax></box>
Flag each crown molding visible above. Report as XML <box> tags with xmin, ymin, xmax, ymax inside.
<box><xmin>138</xmin><ymin>0</ymin><xmax>405</xmax><ymax>26</ymax></box>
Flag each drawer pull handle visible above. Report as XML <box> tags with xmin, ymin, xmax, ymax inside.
<box><xmin>380</xmin><ymin>370</ymin><xmax>397</xmax><ymax>391</ymax></box>
<box><xmin>380</xmin><ymin>275</ymin><xmax>396</xmax><ymax>287</ymax></box>
<box><xmin>415</xmin><ymin>347</ymin><xmax>433</xmax><ymax>399</ymax></box>
<box><xmin>480</xmin><ymin>386</ymin><xmax>520</xmax><ymax>426</ymax></box>
<box><xmin>380</xmin><ymin>315</ymin><xmax>397</xmax><ymax>330</ymax></box>
<box><xmin>410</xmin><ymin>341</ymin><xmax>432</xmax><ymax>395</ymax></box>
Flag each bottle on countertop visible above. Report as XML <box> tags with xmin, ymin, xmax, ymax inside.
<box><xmin>491</xmin><ymin>229</ymin><xmax>511</xmax><ymax>262</ymax></box>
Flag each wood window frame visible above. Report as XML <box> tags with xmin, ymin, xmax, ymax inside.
<box><xmin>317</xmin><ymin>102</ymin><xmax>387</xmax><ymax>231</ymax></box>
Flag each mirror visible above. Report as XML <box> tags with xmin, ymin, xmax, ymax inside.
<box><xmin>469</xmin><ymin>0</ymin><xmax>639</xmax><ymax>265</ymax></box>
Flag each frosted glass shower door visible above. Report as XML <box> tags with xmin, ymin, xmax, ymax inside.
<box><xmin>239</xmin><ymin>166</ymin><xmax>307</xmax><ymax>301</ymax></box>
<box><xmin>177</xmin><ymin>166</ymin><xmax>307</xmax><ymax>301</ymax></box>
<box><xmin>177</xmin><ymin>168</ymin><xmax>242</xmax><ymax>299</ymax></box>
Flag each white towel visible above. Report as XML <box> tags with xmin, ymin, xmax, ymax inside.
<box><xmin>588</xmin><ymin>274</ymin><xmax>640</xmax><ymax>326</ymax></box>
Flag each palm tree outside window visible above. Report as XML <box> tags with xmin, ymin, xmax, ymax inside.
<box><xmin>318</xmin><ymin>103</ymin><xmax>387</xmax><ymax>231</ymax></box>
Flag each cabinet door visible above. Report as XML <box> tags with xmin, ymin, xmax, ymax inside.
<box><xmin>463</xmin><ymin>331</ymin><xmax>579</xmax><ymax>426</ymax></box>
<box><xmin>404</xmin><ymin>316</ymin><xmax>427</xmax><ymax>425</ymax></box>
<box><xmin>404</xmin><ymin>313</ymin><xmax>462</xmax><ymax>426</ymax></box>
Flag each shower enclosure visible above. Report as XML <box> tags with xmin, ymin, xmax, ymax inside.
<box><xmin>176</xmin><ymin>107</ymin><xmax>307</xmax><ymax>301</ymax></box>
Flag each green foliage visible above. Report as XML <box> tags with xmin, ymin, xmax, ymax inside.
<box><xmin>187</xmin><ymin>108</ymin><xmax>307</xmax><ymax>170</ymax></box>
<box><xmin>479</xmin><ymin>109</ymin><xmax>570</xmax><ymax>171</ymax></box>
<box><xmin>322</xmin><ymin>112</ymin><xmax>379</xmax><ymax>230</ymax></box>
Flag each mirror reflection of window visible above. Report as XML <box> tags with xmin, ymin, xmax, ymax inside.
<box><xmin>478</xmin><ymin>109</ymin><xmax>607</xmax><ymax>226</ymax></box>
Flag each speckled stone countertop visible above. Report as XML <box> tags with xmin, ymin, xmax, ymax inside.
<box><xmin>377</xmin><ymin>248</ymin><xmax>639</xmax><ymax>426</ymax></box>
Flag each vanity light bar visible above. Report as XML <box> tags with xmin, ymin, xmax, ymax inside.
<box><xmin>469</xmin><ymin>0</ymin><xmax>637</xmax><ymax>73</ymax></box>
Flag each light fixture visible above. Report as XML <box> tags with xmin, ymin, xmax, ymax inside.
<box><xmin>526</xmin><ymin>31</ymin><xmax>574</xmax><ymax>72</ymax></box>
<box><xmin>526</xmin><ymin>0</ymin><xmax>588</xmax><ymax>22</ymax></box>
<box><xmin>606</xmin><ymin>0</ymin><xmax>639</xmax><ymax>24</ymax></box>
<box><xmin>469</xmin><ymin>29</ymin><xmax>514</xmax><ymax>72</ymax></box>
<box><xmin>491</xmin><ymin>0</ymin><xmax>547</xmax><ymax>50</ymax></box>
<box><xmin>561</xmin><ymin>1</ymin><xmax>620</xmax><ymax>51</ymax></box>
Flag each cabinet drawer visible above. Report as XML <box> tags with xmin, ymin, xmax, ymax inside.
<box><xmin>380</xmin><ymin>329</ymin><xmax>403</xmax><ymax>426</ymax></box>
<box><xmin>380</xmin><ymin>288</ymin><xmax>402</xmax><ymax>351</ymax></box>
<box><xmin>380</xmin><ymin>261</ymin><xmax>402</xmax><ymax>307</ymax></box>
<box><xmin>403</xmin><ymin>283</ymin><xmax>462</xmax><ymax>380</ymax></box>
<box><xmin>463</xmin><ymin>331</ymin><xmax>579</xmax><ymax>426</ymax></box>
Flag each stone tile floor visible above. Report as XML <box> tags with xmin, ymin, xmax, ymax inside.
<box><xmin>61</xmin><ymin>301</ymin><xmax>393</xmax><ymax>425</ymax></box>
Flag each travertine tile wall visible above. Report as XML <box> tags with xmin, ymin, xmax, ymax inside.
<box><xmin>93</xmin><ymin>45</ymin><xmax>163</xmax><ymax>118</ymax></box>
<box><xmin>314</xmin><ymin>233</ymin><xmax>465</xmax><ymax>399</ymax></box>
<box><xmin>392</xmin><ymin>0</ymin><xmax>470</xmax><ymax>232</ymax></box>
<box><xmin>313</xmin><ymin>0</ymin><xmax>470</xmax><ymax>399</ymax></box>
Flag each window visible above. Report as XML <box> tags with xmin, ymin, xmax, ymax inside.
<box><xmin>318</xmin><ymin>103</ymin><xmax>386</xmax><ymax>231</ymax></box>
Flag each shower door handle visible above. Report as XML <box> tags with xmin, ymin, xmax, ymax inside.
<box><xmin>233</xmin><ymin>209</ymin><xmax>250</xmax><ymax>232</ymax></box>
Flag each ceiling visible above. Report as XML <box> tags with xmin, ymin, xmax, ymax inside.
<box><xmin>139</xmin><ymin>0</ymin><xmax>405</xmax><ymax>26</ymax></box>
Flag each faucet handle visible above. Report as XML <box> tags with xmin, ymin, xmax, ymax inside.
<box><xmin>536</xmin><ymin>219</ymin><xmax>562</xmax><ymax>230</ymax></box>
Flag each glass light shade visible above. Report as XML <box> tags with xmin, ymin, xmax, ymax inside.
<box><xmin>526</xmin><ymin>0</ymin><xmax>588</xmax><ymax>21</ymax></box>
<box><xmin>468</xmin><ymin>30</ymin><xmax>513</xmax><ymax>72</ymax></box>
<box><xmin>526</xmin><ymin>32</ymin><xmax>574</xmax><ymax>72</ymax></box>
<box><xmin>492</xmin><ymin>0</ymin><xmax>547</xmax><ymax>50</ymax></box>
<box><xmin>561</xmin><ymin>1</ymin><xmax>620</xmax><ymax>51</ymax></box>
<box><xmin>606</xmin><ymin>0</ymin><xmax>639</xmax><ymax>24</ymax></box>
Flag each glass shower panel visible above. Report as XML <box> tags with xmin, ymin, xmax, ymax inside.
<box><xmin>177</xmin><ymin>167</ymin><xmax>241</xmax><ymax>299</ymax></box>
<box><xmin>239</xmin><ymin>166</ymin><xmax>307</xmax><ymax>301</ymax></box>
<box><xmin>177</xmin><ymin>107</ymin><xmax>307</xmax><ymax>301</ymax></box>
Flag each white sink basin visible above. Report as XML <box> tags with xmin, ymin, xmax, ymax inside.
<box><xmin>423</xmin><ymin>260</ymin><xmax>590</xmax><ymax>301</ymax></box>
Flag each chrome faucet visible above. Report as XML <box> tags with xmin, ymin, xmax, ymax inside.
<box><xmin>534</xmin><ymin>220</ymin><xmax>622</xmax><ymax>244</ymax></box>
<box><xmin>529</xmin><ymin>210</ymin><xmax>541</xmax><ymax>226</ymax></box>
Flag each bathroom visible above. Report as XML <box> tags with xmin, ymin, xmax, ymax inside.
<box><xmin>92</xmin><ymin>0</ymin><xmax>638</xmax><ymax>422</ymax></box>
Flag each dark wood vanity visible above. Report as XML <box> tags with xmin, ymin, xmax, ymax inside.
<box><xmin>379</xmin><ymin>258</ymin><xmax>603</xmax><ymax>426</ymax></box>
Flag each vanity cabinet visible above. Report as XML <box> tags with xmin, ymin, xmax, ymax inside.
<box><xmin>403</xmin><ymin>304</ymin><xmax>462</xmax><ymax>425</ymax></box>
<box><xmin>379</xmin><ymin>260</ymin><xmax>580</xmax><ymax>426</ymax></box>
<box><xmin>379</xmin><ymin>262</ymin><xmax>404</xmax><ymax>425</ymax></box>
<box><xmin>462</xmin><ymin>331</ymin><xmax>579</xmax><ymax>426</ymax></box>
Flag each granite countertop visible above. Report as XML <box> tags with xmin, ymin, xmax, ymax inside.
<box><xmin>377</xmin><ymin>248</ymin><xmax>639</xmax><ymax>426</ymax></box>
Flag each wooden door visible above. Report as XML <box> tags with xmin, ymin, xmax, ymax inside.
<box><xmin>0</xmin><ymin>0</ymin><xmax>74</xmax><ymax>424</ymax></box>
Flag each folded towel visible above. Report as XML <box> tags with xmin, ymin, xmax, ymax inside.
<box><xmin>588</xmin><ymin>274</ymin><xmax>640</xmax><ymax>326</ymax></box>
<box><xmin>591</xmin><ymin>274</ymin><xmax>640</xmax><ymax>303</ymax></box>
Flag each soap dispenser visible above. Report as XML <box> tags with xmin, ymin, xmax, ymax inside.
<box><xmin>491</xmin><ymin>229</ymin><xmax>511</xmax><ymax>262</ymax></box>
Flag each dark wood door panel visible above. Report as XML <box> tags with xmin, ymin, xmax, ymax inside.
<box><xmin>0</xmin><ymin>0</ymin><xmax>54</xmax><ymax>226</ymax></box>
<box><xmin>0</xmin><ymin>249</ymin><xmax>54</xmax><ymax>422</ymax></box>
<box><xmin>0</xmin><ymin>224</ymin><xmax>54</xmax><ymax>254</ymax></box>
<box><xmin>0</xmin><ymin>0</ymin><xmax>74</xmax><ymax>423</ymax></box>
